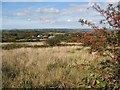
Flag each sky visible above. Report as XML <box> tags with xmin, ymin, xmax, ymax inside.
<box><xmin>1</xmin><ymin>0</ymin><xmax>120</xmax><ymax>2</ymax></box>
<box><xmin>1</xmin><ymin>1</ymin><xmax>119</xmax><ymax>29</ymax></box>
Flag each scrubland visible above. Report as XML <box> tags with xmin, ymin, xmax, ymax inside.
<box><xmin>2</xmin><ymin>45</ymin><xmax>112</xmax><ymax>88</ymax></box>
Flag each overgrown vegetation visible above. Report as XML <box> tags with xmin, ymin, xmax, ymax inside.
<box><xmin>78</xmin><ymin>2</ymin><xmax>120</xmax><ymax>89</ymax></box>
<box><xmin>46</xmin><ymin>38</ymin><xmax>61</xmax><ymax>46</ymax></box>
<box><xmin>1</xmin><ymin>2</ymin><xmax>120</xmax><ymax>89</ymax></box>
<box><xmin>2</xmin><ymin>46</ymin><xmax>113</xmax><ymax>88</ymax></box>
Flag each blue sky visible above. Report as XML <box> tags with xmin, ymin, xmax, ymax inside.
<box><xmin>1</xmin><ymin>0</ymin><xmax>120</xmax><ymax>2</ymax></box>
<box><xmin>2</xmin><ymin>1</ymin><xmax>119</xmax><ymax>29</ymax></box>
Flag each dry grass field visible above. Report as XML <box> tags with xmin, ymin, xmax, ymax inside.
<box><xmin>0</xmin><ymin>42</ymin><xmax>45</xmax><ymax>46</ymax></box>
<box><xmin>2</xmin><ymin>43</ymin><xmax>111</xmax><ymax>88</ymax></box>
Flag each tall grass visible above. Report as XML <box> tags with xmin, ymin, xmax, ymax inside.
<box><xmin>0</xmin><ymin>47</ymin><xmax>2</xmax><ymax>89</ymax></box>
<box><xmin>2</xmin><ymin>46</ymin><xmax>110</xmax><ymax>88</ymax></box>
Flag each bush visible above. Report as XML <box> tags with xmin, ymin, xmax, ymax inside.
<box><xmin>46</xmin><ymin>38</ymin><xmax>61</xmax><ymax>46</ymax></box>
<box><xmin>78</xmin><ymin>2</ymin><xmax>120</xmax><ymax>88</ymax></box>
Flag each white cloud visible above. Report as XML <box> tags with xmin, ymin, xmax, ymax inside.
<box><xmin>13</xmin><ymin>7</ymin><xmax>60</xmax><ymax>18</ymax></box>
<box><xmin>12</xmin><ymin>3</ymin><xmax>90</xmax><ymax>19</ymax></box>
<box><xmin>67</xmin><ymin>19</ymin><xmax>71</xmax><ymax>22</ymax></box>
<box><xmin>27</xmin><ymin>18</ymin><xmax>31</xmax><ymax>21</ymax></box>
<box><xmin>14</xmin><ymin>12</ymin><xmax>27</xmax><ymax>16</ymax></box>
<box><xmin>4</xmin><ymin>2</ymin><xmax>114</xmax><ymax>29</ymax></box>
<box><xmin>8</xmin><ymin>3</ymin><xmax>94</xmax><ymax>27</ymax></box>
<box><xmin>62</xmin><ymin>4</ymin><xmax>88</xmax><ymax>14</ymax></box>
<box><xmin>13</xmin><ymin>9</ymin><xmax>32</xmax><ymax>16</ymax></box>
<box><xmin>35</xmin><ymin>8</ymin><xmax>60</xmax><ymax>13</ymax></box>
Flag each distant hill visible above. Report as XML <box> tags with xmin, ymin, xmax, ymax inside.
<box><xmin>2</xmin><ymin>28</ymin><xmax>92</xmax><ymax>32</ymax></box>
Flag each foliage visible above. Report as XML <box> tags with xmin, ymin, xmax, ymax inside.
<box><xmin>55</xmin><ymin>32</ymin><xmax>83</xmax><ymax>43</ymax></box>
<box><xmin>46</xmin><ymin>38</ymin><xmax>61</xmax><ymax>46</ymax></box>
<box><xmin>79</xmin><ymin>2</ymin><xmax>119</xmax><ymax>57</ymax></box>
<box><xmin>80</xmin><ymin>29</ymin><xmax>110</xmax><ymax>53</ymax></box>
<box><xmin>78</xmin><ymin>2</ymin><xmax>120</xmax><ymax>88</ymax></box>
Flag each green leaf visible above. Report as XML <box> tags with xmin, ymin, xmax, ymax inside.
<box><xmin>99</xmin><ymin>81</ymin><xmax>107</xmax><ymax>87</ymax></box>
<box><xmin>96</xmin><ymin>80</ymin><xmax>100</xmax><ymax>84</ymax></box>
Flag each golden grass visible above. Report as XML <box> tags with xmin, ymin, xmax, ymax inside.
<box><xmin>2</xmin><ymin>46</ymin><xmax>109</xmax><ymax>88</ymax></box>
<box><xmin>0</xmin><ymin>47</ymin><xmax>2</xmax><ymax>89</ymax></box>
<box><xmin>0</xmin><ymin>42</ymin><xmax>44</xmax><ymax>46</ymax></box>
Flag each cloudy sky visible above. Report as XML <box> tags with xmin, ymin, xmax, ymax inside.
<box><xmin>2</xmin><ymin>1</ymin><xmax>119</xmax><ymax>29</ymax></box>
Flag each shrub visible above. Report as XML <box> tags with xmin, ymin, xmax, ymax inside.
<box><xmin>46</xmin><ymin>38</ymin><xmax>61</xmax><ymax>46</ymax></box>
<box><xmin>78</xmin><ymin>2</ymin><xmax>120</xmax><ymax>88</ymax></box>
<box><xmin>79</xmin><ymin>3</ymin><xmax>119</xmax><ymax>57</ymax></box>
